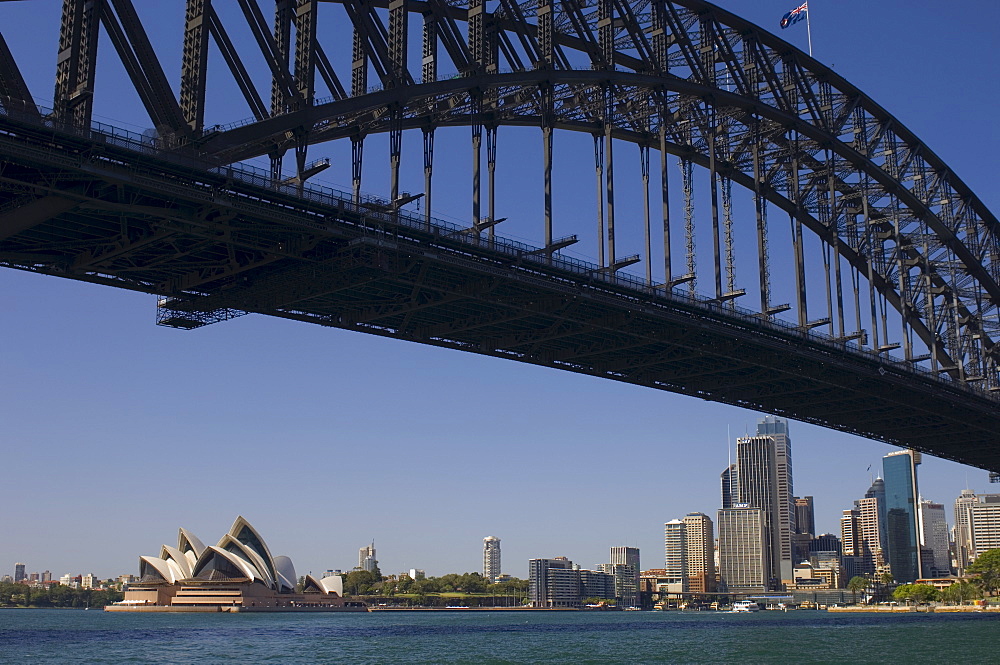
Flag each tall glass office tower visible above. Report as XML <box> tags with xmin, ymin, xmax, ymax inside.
<box><xmin>736</xmin><ymin>434</ymin><xmax>781</xmax><ymax>589</ymax></box>
<box><xmin>721</xmin><ymin>464</ymin><xmax>738</xmax><ymax>509</ymax></box>
<box><xmin>756</xmin><ymin>416</ymin><xmax>795</xmax><ymax>583</ymax></box>
<box><xmin>883</xmin><ymin>450</ymin><xmax>922</xmax><ymax>583</ymax></box>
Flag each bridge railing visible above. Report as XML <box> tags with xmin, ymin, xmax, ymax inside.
<box><xmin>0</xmin><ymin>95</ymin><xmax>986</xmax><ymax>399</ymax></box>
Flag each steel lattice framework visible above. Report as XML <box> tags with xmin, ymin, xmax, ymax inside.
<box><xmin>2</xmin><ymin>0</ymin><xmax>999</xmax><ymax>468</ymax></box>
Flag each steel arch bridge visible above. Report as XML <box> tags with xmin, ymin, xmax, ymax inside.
<box><xmin>1</xmin><ymin>0</ymin><xmax>999</xmax><ymax>469</ymax></box>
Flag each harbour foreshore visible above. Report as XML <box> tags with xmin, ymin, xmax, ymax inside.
<box><xmin>828</xmin><ymin>605</ymin><xmax>999</xmax><ymax>613</ymax></box>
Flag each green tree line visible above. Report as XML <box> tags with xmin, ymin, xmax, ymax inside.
<box><xmin>844</xmin><ymin>547</ymin><xmax>1000</xmax><ymax>606</ymax></box>
<box><xmin>338</xmin><ymin>570</ymin><xmax>528</xmax><ymax>599</ymax></box>
<box><xmin>0</xmin><ymin>582</ymin><xmax>123</xmax><ymax>608</ymax></box>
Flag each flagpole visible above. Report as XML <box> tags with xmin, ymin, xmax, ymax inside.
<box><xmin>806</xmin><ymin>3</ymin><xmax>813</xmax><ymax>57</ymax></box>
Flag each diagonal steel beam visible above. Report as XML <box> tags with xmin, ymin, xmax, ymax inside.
<box><xmin>101</xmin><ymin>0</ymin><xmax>187</xmax><ymax>134</ymax></box>
<box><xmin>206</xmin><ymin>6</ymin><xmax>268</xmax><ymax>120</ymax></box>
<box><xmin>0</xmin><ymin>31</ymin><xmax>36</xmax><ymax>114</ymax></box>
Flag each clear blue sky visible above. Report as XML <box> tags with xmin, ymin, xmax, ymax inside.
<box><xmin>2</xmin><ymin>0</ymin><xmax>998</xmax><ymax>580</ymax></box>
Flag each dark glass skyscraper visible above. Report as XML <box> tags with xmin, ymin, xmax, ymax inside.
<box><xmin>794</xmin><ymin>496</ymin><xmax>815</xmax><ymax>536</ymax></box>
<box><xmin>721</xmin><ymin>464</ymin><xmax>738</xmax><ymax>509</ymax></box>
<box><xmin>736</xmin><ymin>435</ymin><xmax>781</xmax><ymax>590</ymax></box>
<box><xmin>883</xmin><ymin>450</ymin><xmax>922</xmax><ymax>583</ymax></box>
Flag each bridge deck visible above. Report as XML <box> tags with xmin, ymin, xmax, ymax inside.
<box><xmin>1</xmin><ymin>108</ymin><xmax>998</xmax><ymax>470</ymax></box>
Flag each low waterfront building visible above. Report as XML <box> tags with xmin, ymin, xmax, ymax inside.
<box><xmin>788</xmin><ymin>562</ymin><xmax>837</xmax><ymax>590</ymax></box>
<box><xmin>528</xmin><ymin>557</ymin><xmax>616</xmax><ymax>607</ymax></box>
<box><xmin>528</xmin><ymin>557</ymin><xmax>575</xmax><ymax>607</ymax></box>
<box><xmin>111</xmin><ymin>517</ymin><xmax>364</xmax><ymax>612</ymax></box>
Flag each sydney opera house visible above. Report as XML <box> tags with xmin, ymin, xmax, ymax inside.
<box><xmin>108</xmin><ymin>516</ymin><xmax>366</xmax><ymax>612</ymax></box>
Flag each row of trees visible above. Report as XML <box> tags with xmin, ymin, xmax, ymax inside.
<box><xmin>842</xmin><ymin>548</ymin><xmax>1000</xmax><ymax>605</ymax></box>
<box><xmin>327</xmin><ymin>569</ymin><xmax>529</xmax><ymax>600</ymax></box>
<box><xmin>0</xmin><ymin>582</ymin><xmax>123</xmax><ymax>608</ymax></box>
<box><xmin>890</xmin><ymin>581</ymin><xmax>985</xmax><ymax>605</ymax></box>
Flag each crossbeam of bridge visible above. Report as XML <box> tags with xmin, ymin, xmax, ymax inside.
<box><xmin>1</xmin><ymin>104</ymin><xmax>998</xmax><ymax>471</ymax></box>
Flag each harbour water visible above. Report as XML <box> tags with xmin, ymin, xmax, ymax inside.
<box><xmin>1</xmin><ymin>608</ymin><xmax>997</xmax><ymax>663</ymax></box>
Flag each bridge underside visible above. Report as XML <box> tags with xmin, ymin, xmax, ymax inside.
<box><xmin>2</xmin><ymin>113</ymin><xmax>999</xmax><ymax>471</ymax></box>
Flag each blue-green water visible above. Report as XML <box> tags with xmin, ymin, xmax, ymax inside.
<box><xmin>1</xmin><ymin>609</ymin><xmax>997</xmax><ymax>663</ymax></box>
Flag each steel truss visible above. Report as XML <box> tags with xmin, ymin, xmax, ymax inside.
<box><xmin>156</xmin><ymin>0</ymin><xmax>999</xmax><ymax>393</ymax></box>
<box><xmin>2</xmin><ymin>0</ymin><xmax>1000</xmax><ymax>465</ymax></box>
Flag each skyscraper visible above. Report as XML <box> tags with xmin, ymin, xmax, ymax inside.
<box><xmin>663</xmin><ymin>520</ymin><xmax>688</xmax><ymax>593</ymax></box>
<box><xmin>918</xmin><ymin>500</ymin><xmax>951</xmax><ymax>576</ymax></box>
<box><xmin>14</xmin><ymin>563</ymin><xmax>25</xmax><ymax>583</ymax></box>
<box><xmin>721</xmin><ymin>464</ymin><xmax>738</xmax><ymax>509</ymax></box>
<box><xmin>954</xmin><ymin>489</ymin><xmax>979</xmax><ymax>573</ymax></box>
<box><xmin>795</xmin><ymin>496</ymin><xmax>815</xmax><ymax>536</ymax></box>
<box><xmin>736</xmin><ymin>434</ymin><xmax>781</xmax><ymax>588</ymax></box>
<box><xmin>970</xmin><ymin>495</ymin><xmax>1000</xmax><ymax>560</ymax></box>
<box><xmin>358</xmin><ymin>543</ymin><xmax>377</xmax><ymax>573</ymax></box>
<box><xmin>682</xmin><ymin>512</ymin><xmax>716</xmax><ymax>593</ymax></box>
<box><xmin>841</xmin><ymin>508</ymin><xmax>862</xmax><ymax>557</ymax></box>
<box><xmin>608</xmin><ymin>546</ymin><xmax>640</xmax><ymax>608</ymax></box>
<box><xmin>794</xmin><ymin>496</ymin><xmax>816</xmax><ymax>563</ymax></box>
<box><xmin>857</xmin><ymin>496</ymin><xmax>885</xmax><ymax>576</ymax></box>
<box><xmin>865</xmin><ymin>477</ymin><xmax>888</xmax><ymax>548</ymax></box>
<box><xmin>756</xmin><ymin>416</ymin><xmax>795</xmax><ymax>582</ymax></box>
<box><xmin>717</xmin><ymin>506</ymin><xmax>769</xmax><ymax>592</ymax></box>
<box><xmin>483</xmin><ymin>536</ymin><xmax>501</xmax><ymax>582</ymax></box>
<box><xmin>883</xmin><ymin>450</ymin><xmax>922</xmax><ymax>583</ymax></box>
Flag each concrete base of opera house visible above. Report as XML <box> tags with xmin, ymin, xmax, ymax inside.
<box><xmin>106</xmin><ymin>604</ymin><xmax>369</xmax><ymax>613</ymax></box>
<box><xmin>106</xmin><ymin>582</ymin><xmax>369</xmax><ymax>613</ymax></box>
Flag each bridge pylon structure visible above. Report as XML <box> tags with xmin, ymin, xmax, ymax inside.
<box><xmin>2</xmin><ymin>0</ymin><xmax>1000</xmax><ymax>469</ymax></box>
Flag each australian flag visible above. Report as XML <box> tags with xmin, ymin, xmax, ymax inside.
<box><xmin>780</xmin><ymin>2</ymin><xmax>808</xmax><ymax>29</ymax></box>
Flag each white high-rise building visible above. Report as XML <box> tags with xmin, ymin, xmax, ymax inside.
<box><xmin>954</xmin><ymin>489</ymin><xmax>979</xmax><ymax>573</ymax></box>
<box><xmin>841</xmin><ymin>508</ymin><xmax>862</xmax><ymax>558</ymax></box>
<box><xmin>663</xmin><ymin>520</ymin><xmax>688</xmax><ymax>593</ymax></box>
<box><xmin>359</xmin><ymin>543</ymin><xmax>377</xmax><ymax>573</ymax></box>
<box><xmin>483</xmin><ymin>536</ymin><xmax>501</xmax><ymax>582</ymax></box>
<box><xmin>971</xmin><ymin>497</ymin><xmax>1000</xmax><ymax>559</ymax></box>
<box><xmin>918</xmin><ymin>499</ymin><xmax>951</xmax><ymax>576</ymax></box>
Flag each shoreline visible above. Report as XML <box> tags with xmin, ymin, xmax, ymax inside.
<box><xmin>828</xmin><ymin>605</ymin><xmax>998</xmax><ymax>613</ymax></box>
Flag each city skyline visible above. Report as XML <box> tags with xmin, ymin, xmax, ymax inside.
<box><xmin>4</xmin><ymin>429</ymin><xmax>994</xmax><ymax>581</ymax></box>
<box><xmin>2</xmin><ymin>0</ymin><xmax>999</xmax><ymax>580</ymax></box>
<box><xmin>6</xmin><ymin>461</ymin><xmax>996</xmax><ymax>581</ymax></box>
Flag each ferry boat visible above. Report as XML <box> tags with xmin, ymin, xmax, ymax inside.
<box><xmin>731</xmin><ymin>601</ymin><xmax>760</xmax><ymax>613</ymax></box>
